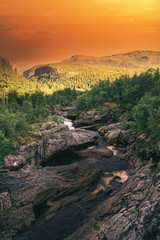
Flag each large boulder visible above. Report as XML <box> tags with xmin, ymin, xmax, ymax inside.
<box><xmin>2</xmin><ymin>122</ymin><xmax>99</xmax><ymax>170</ymax></box>
<box><xmin>99</xmin><ymin>122</ymin><xmax>137</xmax><ymax>147</ymax></box>
<box><xmin>73</xmin><ymin>108</ymin><xmax>117</xmax><ymax>128</ymax></box>
<box><xmin>75</xmin><ymin>146</ymin><xmax>113</xmax><ymax>158</ymax></box>
<box><xmin>42</xmin><ymin>125</ymin><xmax>99</xmax><ymax>161</ymax></box>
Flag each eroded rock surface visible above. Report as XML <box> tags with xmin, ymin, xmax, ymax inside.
<box><xmin>3</xmin><ymin>122</ymin><xmax>99</xmax><ymax>170</ymax></box>
<box><xmin>65</xmin><ymin>163</ymin><xmax>160</xmax><ymax>240</ymax></box>
<box><xmin>73</xmin><ymin>106</ymin><xmax>123</xmax><ymax>129</ymax></box>
<box><xmin>0</xmin><ymin>164</ymin><xmax>101</xmax><ymax>240</ymax></box>
<box><xmin>98</xmin><ymin>122</ymin><xmax>147</xmax><ymax>167</ymax></box>
<box><xmin>1</xmin><ymin>114</ymin><xmax>160</xmax><ymax>240</ymax></box>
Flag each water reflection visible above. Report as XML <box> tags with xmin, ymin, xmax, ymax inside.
<box><xmin>93</xmin><ymin>170</ymin><xmax>128</xmax><ymax>194</ymax></box>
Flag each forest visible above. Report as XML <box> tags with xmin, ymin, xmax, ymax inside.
<box><xmin>0</xmin><ymin>57</ymin><xmax>160</xmax><ymax>162</ymax></box>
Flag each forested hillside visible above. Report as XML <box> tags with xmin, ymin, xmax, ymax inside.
<box><xmin>0</xmin><ymin>54</ymin><xmax>160</xmax><ymax>163</ymax></box>
<box><xmin>23</xmin><ymin>62</ymin><xmax>142</xmax><ymax>91</ymax></box>
<box><xmin>75</xmin><ymin>68</ymin><xmax>160</xmax><ymax>156</ymax></box>
<box><xmin>23</xmin><ymin>50</ymin><xmax>160</xmax><ymax>92</ymax></box>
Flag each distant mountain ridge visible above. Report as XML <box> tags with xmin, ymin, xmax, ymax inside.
<box><xmin>23</xmin><ymin>50</ymin><xmax>160</xmax><ymax>79</ymax></box>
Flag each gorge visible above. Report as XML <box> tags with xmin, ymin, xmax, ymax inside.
<box><xmin>0</xmin><ymin>107</ymin><xmax>160</xmax><ymax>240</ymax></box>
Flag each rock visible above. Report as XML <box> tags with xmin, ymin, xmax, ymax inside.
<box><xmin>65</xmin><ymin>165</ymin><xmax>160</xmax><ymax>240</ymax></box>
<box><xmin>0</xmin><ymin>164</ymin><xmax>102</xmax><ymax>239</ymax></box>
<box><xmin>3</xmin><ymin>155</ymin><xmax>26</xmax><ymax>170</ymax></box>
<box><xmin>2</xmin><ymin>123</ymin><xmax>99</xmax><ymax>169</ymax></box>
<box><xmin>99</xmin><ymin>122</ymin><xmax>136</xmax><ymax>147</ymax></box>
<box><xmin>42</xmin><ymin>125</ymin><xmax>99</xmax><ymax>162</ymax></box>
<box><xmin>98</xmin><ymin>122</ymin><xmax>147</xmax><ymax>168</ymax></box>
<box><xmin>0</xmin><ymin>189</ymin><xmax>12</xmax><ymax>216</ymax></box>
<box><xmin>120</xmin><ymin>132</ymin><xmax>148</xmax><ymax>167</ymax></box>
<box><xmin>73</xmin><ymin>107</ymin><xmax>119</xmax><ymax>128</ymax></box>
<box><xmin>52</xmin><ymin>106</ymin><xmax>74</xmax><ymax>118</ymax></box>
<box><xmin>40</xmin><ymin>121</ymin><xmax>58</xmax><ymax>131</ymax></box>
<box><xmin>104</xmin><ymin>129</ymin><xmax>122</xmax><ymax>145</ymax></box>
<box><xmin>1</xmin><ymin>116</ymin><xmax>158</xmax><ymax>240</ymax></box>
<box><xmin>92</xmin><ymin>148</ymin><xmax>113</xmax><ymax>158</ymax></box>
<box><xmin>98</xmin><ymin>123</ymin><xmax>123</xmax><ymax>135</ymax></box>
<box><xmin>74</xmin><ymin>147</ymin><xmax>113</xmax><ymax>158</ymax></box>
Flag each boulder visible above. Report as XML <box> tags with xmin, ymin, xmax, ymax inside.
<box><xmin>98</xmin><ymin>122</ymin><xmax>123</xmax><ymax>135</ymax></box>
<box><xmin>3</xmin><ymin>155</ymin><xmax>26</xmax><ymax>170</ymax></box>
<box><xmin>104</xmin><ymin>129</ymin><xmax>122</xmax><ymax>145</ymax></box>
<box><xmin>42</xmin><ymin>125</ymin><xmax>99</xmax><ymax>161</ymax></box>
<box><xmin>2</xmin><ymin>122</ymin><xmax>99</xmax><ymax>170</ymax></box>
<box><xmin>75</xmin><ymin>146</ymin><xmax>113</xmax><ymax>158</ymax></box>
<box><xmin>73</xmin><ymin>109</ymin><xmax>112</xmax><ymax>128</ymax></box>
<box><xmin>99</xmin><ymin>122</ymin><xmax>137</xmax><ymax>147</ymax></box>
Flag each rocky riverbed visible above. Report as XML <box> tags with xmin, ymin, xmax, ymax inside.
<box><xmin>0</xmin><ymin>108</ymin><xmax>160</xmax><ymax>240</ymax></box>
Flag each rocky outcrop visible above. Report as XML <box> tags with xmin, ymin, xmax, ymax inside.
<box><xmin>0</xmin><ymin>164</ymin><xmax>101</xmax><ymax>240</ymax></box>
<box><xmin>42</xmin><ymin>125</ymin><xmax>99</xmax><ymax>161</ymax></box>
<box><xmin>51</xmin><ymin>106</ymin><xmax>75</xmax><ymax>118</ymax></box>
<box><xmin>3</xmin><ymin>122</ymin><xmax>99</xmax><ymax>170</ymax></box>
<box><xmin>74</xmin><ymin>146</ymin><xmax>113</xmax><ymax>159</ymax></box>
<box><xmin>0</xmin><ymin>153</ymin><xmax>128</xmax><ymax>240</ymax></box>
<box><xmin>98</xmin><ymin>122</ymin><xmax>136</xmax><ymax>147</ymax></box>
<box><xmin>1</xmin><ymin>116</ymin><xmax>159</xmax><ymax>240</ymax></box>
<box><xmin>73</xmin><ymin>107</ymin><xmax>123</xmax><ymax>128</ymax></box>
<box><xmin>3</xmin><ymin>155</ymin><xmax>26</xmax><ymax>170</ymax></box>
<box><xmin>65</xmin><ymin>162</ymin><xmax>160</xmax><ymax>240</ymax></box>
<box><xmin>98</xmin><ymin>122</ymin><xmax>148</xmax><ymax>167</ymax></box>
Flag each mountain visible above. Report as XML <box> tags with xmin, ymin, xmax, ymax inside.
<box><xmin>21</xmin><ymin>50</ymin><xmax>160</xmax><ymax>91</ymax></box>
<box><xmin>64</xmin><ymin>50</ymin><xmax>160</xmax><ymax>68</ymax></box>
<box><xmin>23</xmin><ymin>50</ymin><xmax>160</xmax><ymax>79</ymax></box>
<box><xmin>1</xmin><ymin>51</ymin><xmax>160</xmax><ymax>97</ymax></box>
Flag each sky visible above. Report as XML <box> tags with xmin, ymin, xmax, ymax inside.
<box><xmin>0</xmin><ymin>0</ymin><xmax>160</xmax><ymax>67</ymax></box>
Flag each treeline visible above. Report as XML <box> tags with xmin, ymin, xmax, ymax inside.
<box><xmin>0</xmin><ymin>87</ymin><xmax>79</xmax><ymax>162</ymax></box>
<box><xmin>0</xmin><ymin>56</ymin><xmax>143</xmax><ymax>100</ymax></box>
<box><xmin>1</xmin><ymin>57</ymin><xmax>160</xmax><ymax>162</ymax></box>
<box><xmin>0</xmin><ymin>91</ymin><xmax>48</xmax><ymax>162</ymax></box>
<box><xmin>75</xmin><ymin>69</ymin><xmax>160</xmax><ymax>155</ymax></box>
<box><xmin>31</xmin><ymin>62</ymin><xmax>142</xmax><ymax>91</ymax></box>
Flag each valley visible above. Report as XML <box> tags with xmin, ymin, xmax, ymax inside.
<box><xmin>0</xmin><ymin>51</ymin><xmax>160</xmax><ymax>240</ymax></box>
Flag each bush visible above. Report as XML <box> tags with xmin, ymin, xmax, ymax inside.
<box><xmin>133</xmin><ymin>95</ymin><xmax>160</xmax><ymax>141</ymax></box>
<box><xmin>52</xmin><ymin>115</ymin><xmax>63</xmax><ymax>124</ymax></box>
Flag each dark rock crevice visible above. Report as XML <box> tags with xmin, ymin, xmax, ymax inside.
<box><xmin>1</xmin><ymin>113</ymin><xmax>160</xmax><ymax>240</ymax></box>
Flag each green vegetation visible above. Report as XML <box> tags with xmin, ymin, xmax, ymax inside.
<box><xmin>74</xmin><ymin>69</ymin><xmax>160</xmax><ymax>157</ymax></box>
<box><xmin>25</xmin><ymin>62</ymin><xmax>143</xmax><ymax>92</ymax></box>
<box><xmin>46</xmin><ymin>88</ymin><xmax>80</xmax><ymax>107</ymax></box>
<box><xmin>0</xmin><ymin>90</ymin><xmax>49</xmax><ymax>163</ymax></box>
<box><xmin>0</xmin><ymin>55</ymin><xmax>160</xmax><ymax>164</ymax></box>
<box><xmin>75</xmin><ymin>69</ymin><xmax>157</xmax><ymax>110</ymax></box>
<box><xmin>52</xmin><ymin>115</ymin><xmax>63</xmax><ymax>124</ymax></box>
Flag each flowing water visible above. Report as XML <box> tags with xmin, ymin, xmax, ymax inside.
<box><xmin>63</xmin><ymin>118</ymin><xmax>75</xmax><ymax>130</ymax></box>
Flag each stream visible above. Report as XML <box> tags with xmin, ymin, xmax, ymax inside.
<box><xmin>14</xmin><ymin>117</ymin><xmax>130</xmax><ymax>240</ymax></box>
<box><xmin>63</xmin><ymin>117</ymin><xmax>129</xmax><ymax>187</ymax></box>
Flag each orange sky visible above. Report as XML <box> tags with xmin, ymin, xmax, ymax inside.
<box><xmin>0</xmin><ymin>0</ymin><xmax>160</xmax><ymax>66</ymax></box>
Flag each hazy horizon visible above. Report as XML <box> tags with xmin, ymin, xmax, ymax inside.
<box><xmin>1</xmin><ymin>0</ymin><xmax>160</xmax><ymax>66</ymax></box>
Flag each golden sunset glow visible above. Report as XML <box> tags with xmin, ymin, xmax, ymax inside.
<box><xmin>0</xmin><ymin>0</ymin><xmax>160</xmax><ymax>66</ymax></box>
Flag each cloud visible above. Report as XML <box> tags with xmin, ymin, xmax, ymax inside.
<box><xmin>0</xmin><ymin>24</ymin><xmax>16</xmax><ymax>33</ymax></box>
